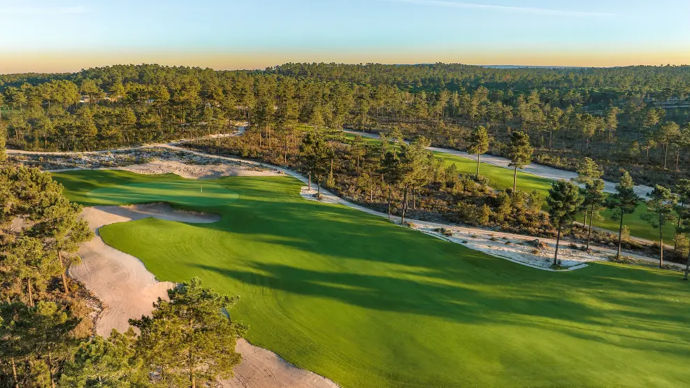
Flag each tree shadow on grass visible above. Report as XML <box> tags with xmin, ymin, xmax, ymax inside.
<box><xmin>197</xmin><ymin>261</ymin><xmax>690</xmax><ymax>361</ymax></box>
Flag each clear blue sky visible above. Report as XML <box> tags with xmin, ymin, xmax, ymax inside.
<box><xmin>1</xmin><ymin>0</ymin><xmax>689</xmax><ymax>72</ymax></box>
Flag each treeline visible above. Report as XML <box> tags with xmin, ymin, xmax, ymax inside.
<box><xmin>0</xmin><ymin>153</ymin><xmax>245</xmax><ymax>386</ymax></box>
<box><xmin>1</xmin><ymin>63</ymin><xmax>689</xmax><ymax>185</ymax></box>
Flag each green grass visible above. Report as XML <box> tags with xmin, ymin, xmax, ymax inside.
<box><xmin>433</xmin><ymin>151</ymin><xmax>555</xmax><ymax>195</ymax></box>
<box><xmin>54</xmin><ymin>170</ymin><xmax>690</xmax><ymax>387</ymax></box>
<box><xmin>344</xmin><ymin>133</ymin><xmax>674</xmax><ymax>241</ymax></box>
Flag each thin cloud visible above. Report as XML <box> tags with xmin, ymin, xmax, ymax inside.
<box><xmin>0</xmin><ymin>6</ymin><xmax>87</xmax><ymax>15</ymax></box>
<box><xmin>385</xmin><ymin>0</ymin><xmax>614</xmax><ymax>17</ymax></box>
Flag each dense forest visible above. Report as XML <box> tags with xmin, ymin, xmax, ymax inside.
<box><xmin>1</xmin><ymin>63</ymin><xmax>689</xmax><ymax>186</ymax></box>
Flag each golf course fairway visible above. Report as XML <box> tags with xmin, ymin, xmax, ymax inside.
<box><xmin>54</xmin><ymin>170</ymin><xmax>690</xmax><ymax>388</ymax></box>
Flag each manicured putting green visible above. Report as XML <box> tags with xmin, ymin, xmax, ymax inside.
<box><xmin>54</xmin><ymin>170</ymin><xmax>690</xmax><ymax>388</ymax></box>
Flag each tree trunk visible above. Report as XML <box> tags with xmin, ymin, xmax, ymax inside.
<box><xmin>616</xmin><ymin>211</ymin><xmax>624</xmax><ymax>259</ymax></box>
<box><xmin>27</xmin><ymin>278</ymin><xmax>34</xmax><ymax>307</ymax></box>
<box><xmin>387</xmin><ymin>186</ymin><xmax>392</xmax><ymax>220</ymax></box>
<box><xmin>308</xmin><ymin>172</ymin><xmax>311</xmax><ymax>190</ymax></box>
<box><xmin>189</xmin><ymin>349</ymin><xmax>196</xmax><ymax>388</ymax></box>
<box><xmin>663</xmin><ymin>143</ymin><xmax>668</xmax><ymax>169</ymax></box>
<box><xmin>401</xmin><ymin>186</ymin><xmax>409</xmax><ymax>225</ymax></box>
<box><xmin>683</xmin><ymin>250</ymin><xmax>689</xmax><ymax>280</ymax></box>
<box><xmin>476</xmin><ymin>153</ymin><xmax>480</xmax><ymax>179</ymax></box>
<box><xmin>553</xmin><ymin>226</ymin><xmax>562</xmax><ymax>266</ymax></box>
<box><xmin>658</xmin><ymin>216</ymin><xmax>664</xmax><ymax>268</ymax></box>
<box><xmin>317</xmin><ymin>177</ymin><xmax>321</xmax><ymax>198</ymax></box>
<box><xmin>675</xmin><ymin>149</ymin><xmax>680</xmax><ymax>171</ymax></box>
<box><xmin>513</xmin><ymin>166</ymin><xmax>518</xmax><ymax>193</ymax></box>
<box><xmin>48</xmin><ymin>353</ymin><xmax>56</xmax><ymax>388</ymax></box>
<box><xmin>586</xmin><ymin>206</ymin><xmax>593</xmax><ymax>250</ymax></box>
<box><xmin>11</xmin><ymin>358</ymin><xmax>18</xmax><ymax>388</ymax></box>
<box><xmin>58</xmin><ymin>251</ymin><xmax>69</xmax><ymax>294</ymax></box>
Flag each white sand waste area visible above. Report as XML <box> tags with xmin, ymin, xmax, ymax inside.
<box><xmin>71</xmin><ymin>202</ymin><xmax>338</xmax><ymax>388</ymax></box>
<box><xmin>120</xmin><ymin>159</ymin><xmax>282</xmax><ymax>179</ymax></box>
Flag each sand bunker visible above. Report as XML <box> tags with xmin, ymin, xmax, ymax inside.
<box><xmin>70</xmin><ymin>204</ymin><xmax>220</xmax><ymax>335</ymax></box>
<box><xmin>225</xmin><ymin>340</ymin><xmax>338</xmax><ymax>388</ymax></box>
<box><xmin>120</xmin><ymin>159</ymin><xmax>282</xmax><ymax>179</ymax></box>
<box><xmin>71</xmin><ymin>202</ymin><xmax>338</xmax><ymax>388</ymax></box>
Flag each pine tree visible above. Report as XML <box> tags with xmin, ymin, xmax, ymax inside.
<box><xmin>647</xmin><ymin>185</ymin><xmax>678</xmax><ymax>267</ymax></box>
<box><xmin>60</xmin><ymin>330</ymin><xmax>142</xmax><ymax>387</ymax></box>
<box><xmin>130</xmin><ymin>278</ymin><xmax>245</xmax><ymax>388</ymax></box>
<box><xmin>467</xmin><ymin>126</ymin><xmax>490</xmax><ymax>179</ymax></box>
<box><xmin>672</xmin><ymin>179</ymin><xmax>690</xmax><ymax>279</ymax></box>
<box><xmin>381</xmin><ymin>149</ymin><xmax>404</xmax><ymax>220</ymax></box>
<box><xmin>0</xmin><ymin>166</ymin><xmax>92</xmax><ymax>303</ymax></box>
<box><xmin>582</xmin><ymin>178</ymin><xmax>605</xmax><ymax>250</ymax></box>
<box><xmin>547</xmin><ymin>180</ymin><xmax>583</xmax><ymax>266</ymax></box>
<box><xmin>299</xmin><ymin>131</ymin><xmax>330</xmax><ymax>197</ymax></box>
<box><xmin>0</xmin><ymin>301</ymin><xmax>80</xmax><ymax>387</ymax></box>
<box><xmin>606</xmin><ymin>171</ymin><xmax>640</xmax><ymax>259</ymax></box>
<box><xmin>506</xmin><ymin>131</ymin><xmax>533</xmax><ymax>193</ymax></box>
<box><xmin>575</xmin><ymin>157</ymin><xmax>604</xmax><ymax>228</ymax></box>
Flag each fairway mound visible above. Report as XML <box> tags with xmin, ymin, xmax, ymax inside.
<box><xmin>71</xmin><ymin>203</ymin><xmax>338</xmax><ymax>388</ymax></box>
<box><xmin>120</xmin><ymin>159</ymin><xmax>283</xmax><ymax>179</ymax></box>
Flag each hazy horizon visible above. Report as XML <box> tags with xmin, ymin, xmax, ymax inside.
<box><xmin>2</xmin><ymin>0</ymin><xmax>689</xmax><ymax>73</ymax></box>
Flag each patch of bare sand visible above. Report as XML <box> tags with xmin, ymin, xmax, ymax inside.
<box><xmin>224</xmin><ymin>340</ymin><xmax>338</xmax><ymax>388</ymax></box>
<box><xmin>71</xmin><ymin>203</ymin><xmax>338</xmax><ymax>388</ymax></box>
<box><xmin>120</xmin><ymin>159</ymin><xmax>282</xmax><ymax>179</ymax></box>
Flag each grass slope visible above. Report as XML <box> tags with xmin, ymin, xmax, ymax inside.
<box><xmin>345</xmin><ymin>133</ymin><xmax>674</xmax><ymax>241</ymax></box>
<box><xmin>54</xmin><ymin>170</ymin><xmax>690</xmax><ymax>388</ymax></box>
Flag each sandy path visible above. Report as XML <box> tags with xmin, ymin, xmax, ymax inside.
<box><xmin>344</xmin><ymin>130</ymin><xmax>654</xmax><ymax>198</ymax></box>
<box><xmin>70</xmin><ymin>203</ymin><xmax>338</xmax><ymax>388</ymax></box>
